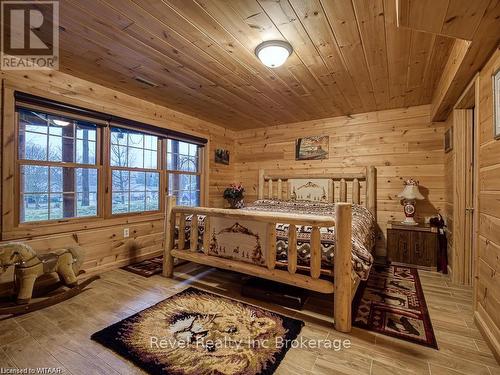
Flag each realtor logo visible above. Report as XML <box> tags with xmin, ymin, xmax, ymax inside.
<box><xmin>1</xmin><ymin>1</ymin><xmax>59</xmax><ymax>70</ymax></box>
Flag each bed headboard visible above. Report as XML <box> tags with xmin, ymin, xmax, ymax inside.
<box><xmin>257</xmin><ymin>166</ymin><xmax>377</xmax><ymax>219</ymax></box>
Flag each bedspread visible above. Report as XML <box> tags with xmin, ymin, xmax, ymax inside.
<box><xmin>178</xmin><ymin>199</ymin><xmax>376</xmax><ymax>280</ymax></box>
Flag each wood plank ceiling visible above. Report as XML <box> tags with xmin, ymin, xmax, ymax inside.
<box><xmin>56</xmin><ymin>0</ymin><xmax>455</xmax><ymax>129</ymax></box>
<box><xmin>398</xmin><ymin>0</ymin><xmax>500</xmax><ymax>121</ymax></box>
<box><xmin>397</xmin><ymin>0</ymin><xmax>492</xmax><ymax>41</ymax></box>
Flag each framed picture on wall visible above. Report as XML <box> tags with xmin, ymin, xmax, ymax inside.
<box><xmin>295</xmin><ymin>136</ymin><xmax>329</xmax><ymax>160</ymax></box>
<box><xmin>493</xmin><ymin>68</ymin><xmax>500</xmax><ymax>139</ymax></box>
<box><xmin>444</xmin><ymin>127</ymin><xmax>453</xmax><ymax>153</ymax></box>
<box><xmin>215</xmin><ymin>148</ymin><xmax>230</xmax><ymax>165</ymax></box>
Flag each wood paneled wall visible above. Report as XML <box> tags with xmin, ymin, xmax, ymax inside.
<box><xmin>444</xmin><ymin>115</ymin><xmax>454</xmax><ymax>276</ymax></box>
<box><xmin>475</xmin><ymin>48</ymin><xmax>500</xmax><ymax>361</ymax></box>
<box><xmin>208</xmin><ymin>135</ymin><xmax>235</xmax><ymax>209</ymax></box>
<box><xmin>234</xmin><ymin>105</ymin><xmax>445</xmax><ymax>255</ymax></box>
<box><xmin>0</xmin><ymin>70</ymin><xmax>235</xmax><ymax>288</ymax></box>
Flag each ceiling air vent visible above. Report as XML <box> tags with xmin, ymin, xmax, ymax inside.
<box><xmin>134</xmin><ymin>76</ymin><xmax>159</xmax><ymax>87</ymax></box>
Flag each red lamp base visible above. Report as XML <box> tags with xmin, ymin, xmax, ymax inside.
<box><xmin>401</xmin><ymin>200</ymin><xmax>418</xmax><ymax>225</ymax></box>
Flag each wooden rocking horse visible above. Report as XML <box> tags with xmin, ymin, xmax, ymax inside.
<box><xmin>0</xmin><ymin>243</ymin><xmax>99</xmax><ymax>316</ymax></box>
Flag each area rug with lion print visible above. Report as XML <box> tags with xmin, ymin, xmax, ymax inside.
<box><xmin>352</xmin><ymin>265</ymin><xmax>438</xmax><ymax>349</ymax></box>
<box><xmin>91</xmin><ymin>287</ymin><xmax>304</xmax><ymax>375</ymax></box>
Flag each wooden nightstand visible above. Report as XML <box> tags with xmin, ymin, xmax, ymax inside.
<box><xmin>386</xmin><ymin>221</ymin><xmax>438</xmax><ymax>271</ymax></box>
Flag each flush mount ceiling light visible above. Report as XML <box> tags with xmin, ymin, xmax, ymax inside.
<box><xmin>255</xmin><ymin>40</ymin><xmax>293</xmax><ymax>68</ymax></box>
<box><xmin>52</xmin><ymin>119</ymin><xmax>70</xmax><ymax>126</ymax></box>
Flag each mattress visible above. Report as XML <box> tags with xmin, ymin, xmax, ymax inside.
<box><xmin>178</xmin><ymin>199</ymin><xmax>376</xmax><ymax>281</ymax></box>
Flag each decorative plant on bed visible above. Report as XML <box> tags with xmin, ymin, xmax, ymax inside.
<box><xmin>223</xmin><ymin>183</ymin><xmax>245</xmax><ymax>209</ymax></box>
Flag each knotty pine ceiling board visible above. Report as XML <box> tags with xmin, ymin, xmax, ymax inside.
<box><xmin>55</xmin><ymin>0</ymin><xmax>456</xmax><ymax>129</ymax></box>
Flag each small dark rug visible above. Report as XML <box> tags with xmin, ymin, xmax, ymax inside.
<box><xmin>122</xmin><ymin>256</ymin><xmax>164</xmax><ymax>277</ymax></box>
<box><xmin>122</xmin><ymin>257</ymin><xmax>186</xmax><ymax>277</ymax></box>
<box><xmin>91</xmin><ymin>287</ymin><xmax>304</xmax><ymax>375</ymax></box>
<box><xmin>352</xmin><ymin>265</ymin><xmax>438</xmax><ymax>349</ymax></box>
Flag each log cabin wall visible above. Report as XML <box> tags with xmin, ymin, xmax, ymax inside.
<box><xmin>475</xmin><ymin>48</ymin><xmax>500</xmax><ymax>360</ymax></box>
<box><xmin>444</xmin><ymin>115</ymin><xmax>454</xmax><ymax>276</ymax></box>
<box><xmin>234</xmin><ymin>104</ymin><xmax>446</xmax><ymax>255</ymax></box>
<box><xmin>0</xmin><ymin>70</ymin><xmax>235</xmax><ymax>288</ymax></box>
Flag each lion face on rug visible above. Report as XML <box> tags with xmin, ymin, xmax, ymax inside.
<box><xmin>122</xmin><ymin>291</ymin><xmax>288</xmax><ymax>375</ymax></box>
<box><xmin>168</xmin><ymin>310</ymin><xmax>277</xmax><ymax>352</ymax></box>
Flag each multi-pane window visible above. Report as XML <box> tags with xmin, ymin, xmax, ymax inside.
<box><xmin>166</xmin><ymin>139</ymin><xmax>202</xmax><ymax>206</ymax></box>
<box><xmin>13</xmin><ymin>99</ymin><xmax>205</xmax><ymax>228</ymax></box>
<box><xmin>18</xmin><ymin>109</ymin><xmax>99</xmax><ymax>222</ymax></box>
<box><xmin>110</xmin><ymin>127</ymin><xmax>160</xmax><ymax>214</ymax></box>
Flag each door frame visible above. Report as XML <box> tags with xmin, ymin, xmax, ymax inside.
<box><xmin>452</xmin><ymin>75</ymin><xmax>480</xmax><ymax>286</ymax></box>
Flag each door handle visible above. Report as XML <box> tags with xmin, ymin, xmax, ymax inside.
<box><xmin>465</xmin><ymin>207</ymin><xmax>474</xmax><ymax>212</ymax></box>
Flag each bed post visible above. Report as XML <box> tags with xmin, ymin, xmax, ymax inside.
<box><xmin>334</xmin><ymin>202</ymin><xmax>352</xmax><ymax>332</ymax></box>
<box><xmin>367</xmin><ymin>166</ymin><xmax>377</xmax><ymax>220</ymax></box>
<box><xmin>163</xmin><ymin>195</ymin><xmax>176</xmax><ymax>278</ymax></box>
<box><xmin>258</xmin><ymin>169</ymin><xmax>265</xmax><ymax>199</ymax></box>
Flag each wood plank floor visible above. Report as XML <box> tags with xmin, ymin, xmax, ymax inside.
<box><xmin>0</xmin><ymin>263</ymin><xmax>498</xmax><ymax>375</ymax></box>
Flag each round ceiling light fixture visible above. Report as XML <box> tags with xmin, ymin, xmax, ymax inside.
<box><xmin>255</xmin><ymin>40</ymin><xmax>293</xmax><ymax>68</ymax></box>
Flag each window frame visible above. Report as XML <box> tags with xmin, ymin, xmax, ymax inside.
<box><xmin>165</xmin><ymin>138</ymin><xmax>204</xmax><ymax>207</ymax></box>
<box><xmin>1</xmin><ymin>86</ymin><xmax>207</xmax><ymax>240</ymax></box>
<box><xmin>106</xmin><ymin>125</ymin><xmax>164</xmax><ymax>218</ymax></box>
<box><xmin>15</xmin><ymin>108</ymin><xmax>105</xmax><ymax>226</ymax></box>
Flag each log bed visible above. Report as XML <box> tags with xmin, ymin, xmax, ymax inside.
<box><xmin>163</xmin><ymin>166</ymin><xmax>377</xmax><ymax>333</ymax></box>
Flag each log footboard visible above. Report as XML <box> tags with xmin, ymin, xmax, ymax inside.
<box><xmin>162</xmin><ymin>195</ymin><xmax>354</xmax><ymax>332</ymax></box>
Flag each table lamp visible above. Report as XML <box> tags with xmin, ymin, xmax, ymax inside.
<box><xmin>397</xmin><ymin>178</ymin><xmax>424</xmax><ymax>225</ymax></box>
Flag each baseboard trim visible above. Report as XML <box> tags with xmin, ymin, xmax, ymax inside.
<box><xmin>474</xmin><ymin>305</ymin><xmax>500</xmax><ymax>365</ymax></box>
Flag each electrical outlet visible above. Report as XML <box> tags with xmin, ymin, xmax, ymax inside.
<box><xmin>124</xmin><ymin>228</ymin><xmax>130</xmax><ymax>238</ymax></box>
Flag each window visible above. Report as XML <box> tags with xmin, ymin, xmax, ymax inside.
<box><xmin>166</xmin><ymin>139</ymin><xmax>202</xmax><ymax>206</ymax></box>
<box><xmin>10</xmin><ymin>92</ymin><xmax>207</xmax><ymax>230</ymax></box>
<box><xmin>110</xmin><ymin>127</ymin><xmax>160</xmax><ymax>214</ymax></box>
<box><xmin>18</xmin><ymin>109</ymin><xmax>99</xmax><ymax>222</ymax></box>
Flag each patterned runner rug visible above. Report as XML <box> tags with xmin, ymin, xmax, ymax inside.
<box><xmin>91</xmin><ymin>287</ymin><xmax>304</xmax><ymax>375</ymax></box>
<box><xmin>352</xmin><ymin>265</ymin><xmax>438</xmax><ymax>349</ymax></box>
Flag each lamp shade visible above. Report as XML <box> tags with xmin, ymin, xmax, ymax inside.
<box><xmin>397</xmin><ymin>179</ymin><xmax>424</xmax><ymax>200</ymax></box>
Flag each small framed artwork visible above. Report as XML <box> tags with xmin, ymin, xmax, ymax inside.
<box><xmin>444</xmin><ymin>127</ymin><xmax>453</xmax><ymax>153</ymax></box>
<box><xmin>493</xmin><ymin>68</ymin><xmax>500</xmax><ymax>139</ymax></box>
<box><xmin>215</xmin><ymin>148</ymin><xmax>230</xmax><ymax>165</ymax></box>
<box><xmin>295</xmin><ymin>136</ymin><xmax>329</xmax><ymax>160</ymax></box>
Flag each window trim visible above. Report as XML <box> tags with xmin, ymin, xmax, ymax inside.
<box><xmin>165</xmin><ymin>138</ymin><xmax>204</xmax><ymax>207</ymax></box>
<box><xmin>1</xmin><ymin>87</ymin><xmax>208</xmax><ymax>239</ymax></box>
<box><xmin>108</xmin><ymin>126</ymin><xmax>164</xmax><ymax>217</ymax></box>
<box><xmin>15</xmin><ymin>109</ymin><xmax>104</xmax><ymax>226</ymax></box>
